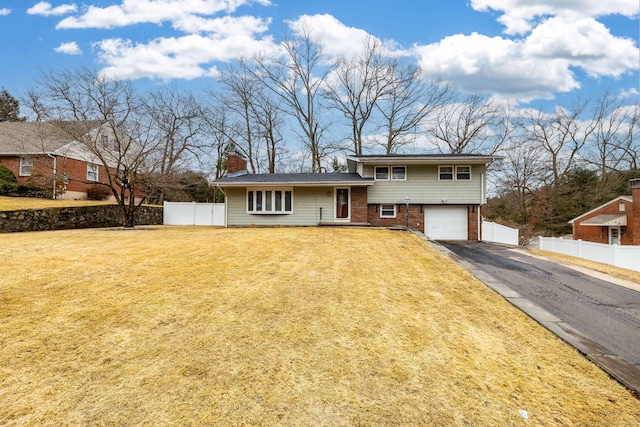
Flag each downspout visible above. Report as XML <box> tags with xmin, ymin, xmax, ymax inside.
<box><xmin>47</xmin><ymin>154</ymin><xmax>57</xmax><ymax>199</ymax></box>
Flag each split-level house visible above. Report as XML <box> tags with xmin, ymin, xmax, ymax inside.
<box><xmin>569</xmin><ymin>178</ymin><xmax>640</xmax><ymax>245</ymax></box>
<box><xmin>0</xmin><ymin>121</ymin><xmax>124</xmax><ymax>200</ymax></box>
<box><xmin>214</xmin><ymin>152</ymin><xmax>500</xmax><ymax>240</ymax></box>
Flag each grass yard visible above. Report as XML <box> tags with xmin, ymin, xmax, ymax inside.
<box><xmin>0</xmin><ymin>196</ymin><xmax>115</xmax><ymax>211</ymax></box>
<box><xmin>530</xmin><ymin>248</ymin><xmax>640</xmax><ymax>285</ymax></box>
<box><xmin>1</xmin><ymin>227</ymin><xmax>638</xmax><ymax>426</ymax></box>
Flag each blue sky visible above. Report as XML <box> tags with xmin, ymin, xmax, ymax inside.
<box><xmin>0</xmin><ymin>0</ymin><xmax>638</xmax><ymax>110</ymax></box>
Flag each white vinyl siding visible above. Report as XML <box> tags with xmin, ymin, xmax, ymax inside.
<box><xmin>366</xmin><ymin>164</ymin><xmax>484</xmax><ymax>205</ymax></box>
<box><xmin>226</xmin><ymin>187</ymin><xmax>335</xmax><ymax>226</ymax></box>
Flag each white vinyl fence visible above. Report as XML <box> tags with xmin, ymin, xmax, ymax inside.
<box><xmin>539</xmin><ymin>237</ymin><xmax>640</xmax><ymax>272</ymax></box>
<box><xmin>482</xmin><ymin>220</ymin><xmax>519</xmax><ymax>246</ymax></box>
<box><xmin>163</xmin><ymin>202</ymin><xmax>225</xmax><ymax>226</ymax></box>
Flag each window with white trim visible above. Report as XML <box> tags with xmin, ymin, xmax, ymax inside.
<box><xmin>456</xmin><ymin>166</ymin><xmax>471</xmax><ymax>180</ymax></box>
<box><xmin>101</xmin><ymin>134</ymin><xmax>109</xmax><ymax>150</ymax></box>
<box><xmin>376</xmin><ymin>165</ymin><xmax>407</xmax><ymax>180</ymax></box>
<box><xmin>375</xmin><ymin>166</ymin><xmax>389</xmax><ymax>180</ymax></box>
<box><xmin>87</xmin><ymin>163</ymin><xmax>99</xmax><ymax>181</ymax></box>
<box><xmin>19</xmin><ymin>157</ymin><xmax>33</xmax><ymax>176</ymax></box>
<box><xmin>439</xmin><ymin>165</ymin><xmax>472</xmax><ymax>180</ymax></box>
<box><xmin>247</xmin><ymin>189</ymin><xmax>293</xmax><ymax>214</ymax></box>
<box><xmin>391</xmin><ymin>166</ymin><xmax>406</xmax><ymax>180</ymax></box>
<box><xmin>380</xmin><ymin>204</ymin><xmax>396</xmax><ymax>218</ymax></box>
<box><xmin>439</xmin><ymin>166</ymin><xmax>454</xmax><ymax>180</ymax></box>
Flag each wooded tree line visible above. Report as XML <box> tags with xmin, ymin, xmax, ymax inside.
<box><xmin>2</xmin><ymin>30</ymin><xmax>638</xmax><ymax>236</ymax></box>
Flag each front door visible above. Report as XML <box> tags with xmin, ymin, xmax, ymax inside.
<box><xmin>609</xmin><ymin>227</ymin><xmax>620</xmax><ymax>245</ymax></box>
<box><xmin>335</xmin><ymin>188</ymin><xmax>350</xmax><ymax>220</ymax></box>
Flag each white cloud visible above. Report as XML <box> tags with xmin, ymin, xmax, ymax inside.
<box><xmin>286</xmin><ymin>14</ymin><xmax>405</xmax><ymax>61</ymax></box>
<box><xmin>414</xmin><ymin>10</ymin><xmax>639</xmax><ymax>103</ymax></box>
<box><xmin>620</xmin><ymin>87</ymin><xmax>639</xmax><ymax>99</ymax></box>
<box><xmin>471</xmin><ymin>0</ymin><xmax>639</xmax><ymax>35</ymax></box>
<box><xmin>54</xmin><ymin>41</ymin><xmax>82</xmax><ymax>55</ymax></box>
<box><xmin>95</xmin><ymin>32</ymin><xmax>280</xmax><ymax>81</ymax></box>
<box><xmin>414</xmin><ymin>33</ymin><xmax>581</xmax><ymax>103</ymax></box>
<box><xmin>27</xmin><ymin>2</ymin><xmax>77</xmax><ymax>17</ymax></box>
<box><xmin>0</xmin><ymin>8</ymin><xmax>11</xmax><ymax>16</ymax></box>
<box><xmin>523</xmin><ymin>16</ymin><xmax>638</xmax><ymax>78</ymax></box>
<box><xmin>56</xmin><ymin>0</ymin><xmax>270</xmax><ymax>30</ymax></box>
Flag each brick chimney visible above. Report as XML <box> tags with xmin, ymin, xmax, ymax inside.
<box><xmin>227</xmin><ymin>151</ymin><xmax>247</xmax><ymax>176</ymax></box>
<box><xmin>631</xmin><ymin>178</ymin><xmax>640</xmax><ymax>245</ymax></box>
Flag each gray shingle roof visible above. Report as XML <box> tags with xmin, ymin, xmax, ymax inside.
<box><xmin>215</xmin><ymin>172</ymin><xmax>374</xmax><ymax>186</ymax></box>
<box><xmin>0</xmin><ymin>121</ymin><xmax>101</xmax><ymax>154</ymax></box>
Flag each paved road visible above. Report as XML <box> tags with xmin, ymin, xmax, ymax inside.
<box><xmin>437</xmin><ymin>241</ymin><xmax>640</xmax><ymax>383</ymax></box>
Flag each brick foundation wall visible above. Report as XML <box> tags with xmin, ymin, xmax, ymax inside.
<box><xmin>468</xmin><ymin>206</ymin><xmax>480</xmax><ymax>241</ymax></box>
<box><xmin>367</xmin><ymin>204</ymin><xmax>423</xmax><ymax>231</ymax></box>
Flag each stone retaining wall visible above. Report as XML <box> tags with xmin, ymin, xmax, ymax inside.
<box><xmin>0</xmin><ymin>205</ymin><xmax>163</xmax><ymax>233</ymax></box>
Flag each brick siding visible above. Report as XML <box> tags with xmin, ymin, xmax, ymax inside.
<box><xmin>573</xmin><ymin>198</ymin><xmax>634</xmax><ymax>245</ymax></box>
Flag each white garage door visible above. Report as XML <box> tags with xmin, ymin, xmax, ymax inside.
<box><xmin>424</xmin><ymin>206</ymin><xmax>468</xmax><ymax>240</ymax></box>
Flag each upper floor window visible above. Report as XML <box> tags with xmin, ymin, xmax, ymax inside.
<box><xmin>375</xmin><ymin>166</ymin><xmax>406</xmax><ymax>180</ymax></box>
<box><xmin>101</xmin><ymin>134</ymin><xmax>109</xmax><ymax>150</ymax></box>
<box><xmin>19</xmin><ymin>157</ymin><xmax>33</xmax><ymax>176</ymax></box>
<box><xmin>247</xmin><ymin>188</ymin><xmax>293</xmax><ymax>214</ymax></box>
<box><xmin>439</xmin><ymin>165</ymin><xmax>471</xmax><ymax>181</ymax></box>
<box><xmin>87</xmin><ymin>163</ymin><xmax>99</xmax><ymax>181</ymax></box>
<box><xmin>619</xmin><ymin>203</ymin><xmax>626</xmax><ymax>212</ymax></box>
<box><xmin>375</xmin><ymin>166</ymin><xmax>389</xmax><ymax>180</ymax></box>
<box><xmin>391</xmin><ymin>166</ymin><xmax>406</xmax><ymax>180</ymax></box>
<box><xmin>456</xmin><ymin>166</ymin><xmax>471</xmax><ymax>180</ymax></box>
<box><xmin>439</xmin><ymin>166</ymin><xmax>454</xmax><ymax>180</ymax></box>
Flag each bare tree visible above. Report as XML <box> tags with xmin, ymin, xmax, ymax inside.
<box><xmin>495</xmin><ymin>140</ymin><xmax>547</xmax><ymax>223</ymax></box>
<box><xmin>324</xmin><ymin>36</ymin><xmax>393</xmax><ymax>155</ymax></box>
<box><xmin>429</xmin><ymin>93</ymin><xmax>505</xmax><ymax>154</ymax></box>
<box><xmin>27</xmin><ymin>67</ymin><xmax>155</xmax><ymax>228</ymax></box>
<box><xmin>143</xmin><ymin>87</ymin><xmax>206</xmax><ymax>204</ymax></box>
<box><xmin>523</xmin><ymin>99</ymin><xmax>595</xmax><ymax>187</ymax></box>
<box><xmin>374</xmin><ymin>63</ymin><xmax>452</xmax><ymax>154</ymax></box>
<box><xmin>583</xmin><ymin>92</ymin><xmax>628</xmax><ymax>176</ymax></box>
<box><xmin>255</xmin><ymin>27</ymin><xmax>330</xmax><ymax>172</ymax></box>
<box><xmin>620</xmin><ymin>104</ymin><xmax>640</xmax><ymax>171</ymax></box>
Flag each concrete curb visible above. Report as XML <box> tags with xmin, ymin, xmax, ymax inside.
<box><xmin>412</xmin><ymin>231</ymin><xmax>640</xmax><ymax>396</ymax></box>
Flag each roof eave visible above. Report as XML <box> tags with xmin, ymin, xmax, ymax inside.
<box><xmin>346</xmin><ymin>155</ymin><xmax>502</xmax><ymax>165</ymax></box>
<box><xmin>215</xmin><ymin>180</ymin><xmax>375</xmax><ymax>187</ymax></box>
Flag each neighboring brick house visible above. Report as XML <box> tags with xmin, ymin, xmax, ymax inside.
<box><xmin>213</xmin><ymin>152</ymin><xmax>500</xmax><ymax>240</ymax></box>
<box><xmin>0</xmin><ymin>121</ymin><xmax>120</xmax><ymax>200</ymax></box>
<box><xmin>569</xmin><ymin>178</ymin><xmax>640</xmax><ymax>245</ymax></box>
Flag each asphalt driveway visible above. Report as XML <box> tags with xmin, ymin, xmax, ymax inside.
<box><xmin>432</xmin><ymin>239</ymin><xmax>640</xmax><ymax>394</ymax></box>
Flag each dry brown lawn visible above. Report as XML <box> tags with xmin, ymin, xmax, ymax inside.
<box><xmin>1</xmin><ymin>227</ymin><xmax>638</xmax><ymax>426</ymax></box>
<box><xmin>0</xmin><ymin>196</ymin><xmax>115</xmax><ymax>211</ymax></box>
<box><xmin>530</xmin><ymin>248</ymin><xmax>640</xmax><ymax>285</ymax></box>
